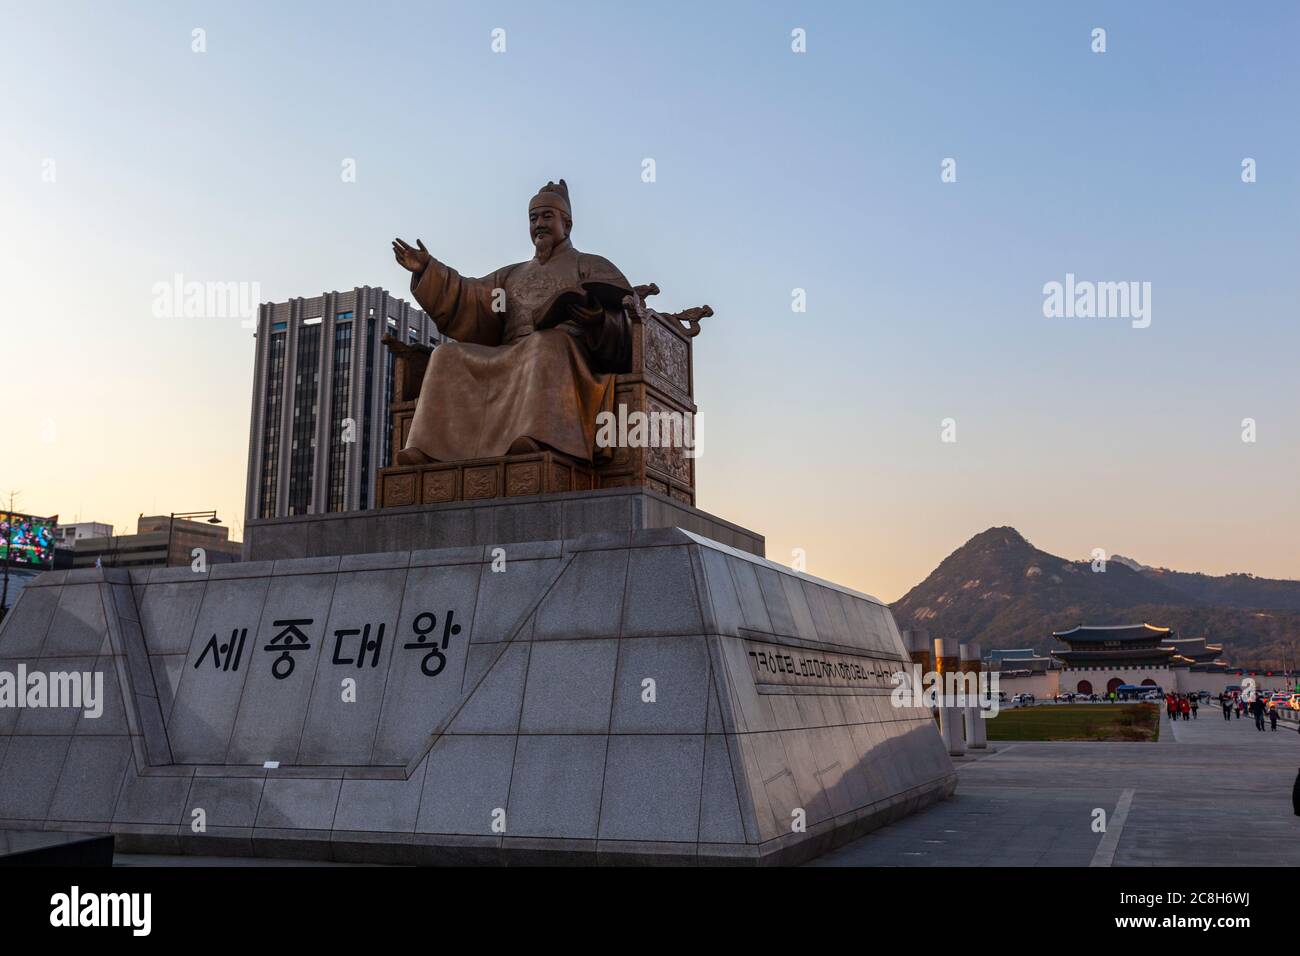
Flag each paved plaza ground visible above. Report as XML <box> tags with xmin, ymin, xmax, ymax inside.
<box><xmin>816</xmin><ymin>705</ymin><xmax>1300</xmax><ymax>866</ymax></box>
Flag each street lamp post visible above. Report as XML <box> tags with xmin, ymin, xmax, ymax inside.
<box><xmin>165</xmin><ymin>510</ymin><xmax>222</xmax><ymax>568</ymax></box>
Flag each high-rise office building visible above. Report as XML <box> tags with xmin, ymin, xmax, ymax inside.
<box><xmin>245</xmin><ymin>286</ymin><xmax>443</xmax><ymax>520</ymax></box>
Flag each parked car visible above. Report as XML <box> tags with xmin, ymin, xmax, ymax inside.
<box><xmin>1012</xmin><ymin>693</ymin><xmax>1036</xmax><ymax>705</ymax></box>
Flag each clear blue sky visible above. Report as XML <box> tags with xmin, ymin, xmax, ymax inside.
<box><xmin>2</xmin><ymin>0</ymin><xmax>1297</xmax><ymax>599</ymax></box>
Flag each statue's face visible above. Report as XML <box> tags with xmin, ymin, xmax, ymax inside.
<box><xmin>529</xmin><ymin>205</ymin><xmax>568</xmax><ymax>252</ymax></box>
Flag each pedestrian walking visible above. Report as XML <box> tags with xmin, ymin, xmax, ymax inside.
<box><xmin>1269</xmin><ymin>706</ymin><xmax>1278</xmax><ymax>731</ymax></box>
<box><xmin>1221</xmin><ymin>695</ymin><xmax>1232</xmax><ymax>721</ymax></box>
<box><xmin>1190</xmin><ymin>696</ymin><xmax>1199</xmax><ymax>720</ymax></box>
<box><xmin>1180</xmin><ymin>696</ymin><xmax>1190</xmax><ymax>721</ymax></box>
<box><xmin>1251</xmin><ymin>695</ymin><xmax>1266</xmax><ymax>731</ymax></box>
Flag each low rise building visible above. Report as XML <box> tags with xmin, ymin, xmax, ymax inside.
<box><xmin>1165</xmin><ymin>636</ymin><xmax>1230</xmax><ymax>678</ymax></box>
<box><xmin>1050</xmin><ymin>624</ymin><xmax>1232</xmax><ymax>696</ymax></box>
<box><xmin>70</xmin><ymin>515</ymin><xmax>242</xmax><ymax>570</ymax></box>
<box><xmin>54</xmin><ymin>521</ymin><xmax>113</xmax><ymax>549</ymax></box>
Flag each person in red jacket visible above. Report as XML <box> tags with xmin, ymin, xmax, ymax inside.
<box><xmin>1180</xmin><ymin>696</ymin><xmax>1191</xmax><ymax>720</ymax></box>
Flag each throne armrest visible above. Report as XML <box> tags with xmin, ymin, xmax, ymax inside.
<box><xmin>382</xmin><ymin>334</ymin><xmax>432</xmax><ymax>404</ymax></box>
<box><xmin>625</xmin><ymin>283</ymin><xmax>712</xmax><ymax>337</ymax></box>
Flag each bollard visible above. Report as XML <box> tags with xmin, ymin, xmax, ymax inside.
<box><xmin>961</xmin><ymin>641</ymin><xmax>987</xmax><ymax>749</ymax></box>
<box><xmin>935</xmin><ymin>637</ymin><xmax>965</xmax><ymax>756</ymax></box>
<box><xmin>902</xmin><ymin>628</ymin><xmax>932</xmax><ymax>673</ymax></box>
<box><xmin>902</xmin><ymin>629</ymin><xmax>938</xmax><ymax>728</ymax></box>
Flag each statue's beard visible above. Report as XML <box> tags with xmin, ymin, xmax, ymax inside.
<box><xmin>533</xmin><ymin>232</ymin><xmax>556</xmax><ymax>259</ymax></box>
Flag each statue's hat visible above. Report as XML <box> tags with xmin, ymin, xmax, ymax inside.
<box><xmin>529</xmin><ymin>179</ymin><xmax>571</xmax><ymax>217</ymax></box>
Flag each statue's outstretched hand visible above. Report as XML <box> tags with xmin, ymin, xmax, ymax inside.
<box><xmin>392</xmin><ymin>237</ymin><xmax>432</xmax><ymax>274</ymax></box>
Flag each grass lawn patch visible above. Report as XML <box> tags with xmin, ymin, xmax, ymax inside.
<box><xmin>984</xmin><ymin>703</ymin><xmax>1159</xmax><ymax>742</ymax></box>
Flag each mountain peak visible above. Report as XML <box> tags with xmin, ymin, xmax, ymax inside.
<box><xmin>963</xmin><ymin>526</ymin><xmax>1031</xmax><ymax>550</ymax></box>
<box><xmin>891</xmin><ymin>529</ymin><xmax>1300</xmax><ymax>668</ymax></box>
<box><xmin>1109</xmin><ymin>554</ymin><xmax>1150</xmax><ymax>572</ymax></box>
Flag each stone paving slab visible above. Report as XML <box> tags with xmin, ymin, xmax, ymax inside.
<box><xmin>815</xmin><ymin>705</ymin><xmax>1300</xmax><ymax>866</ymax></box>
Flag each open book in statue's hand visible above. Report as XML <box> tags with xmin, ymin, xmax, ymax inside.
<box><xmin>536</xmin><ymin>280</ymin><xmax>634</xmax><ymax>330</ymax></box>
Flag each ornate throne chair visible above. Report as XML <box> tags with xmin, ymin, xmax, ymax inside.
<box><xmin>375</xmin><ymin>285</ymin><xmax>710</xmax><ymax>508</ymax></box>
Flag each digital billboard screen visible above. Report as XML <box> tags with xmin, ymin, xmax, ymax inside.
<box><xmin>0</xmin><ymin>512</ymin><xmax>56</xmax><ymax>569</ymax></box>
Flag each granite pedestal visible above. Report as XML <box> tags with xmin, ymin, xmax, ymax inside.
<box><xmin>0</xmin><ymin>518</ymin><xmax>954</xmax><ymax>865</ymax></box>
<box><xmin>243</xmin><ymin>487</ymin><xmax>765</xmax><ymax>561</ymax></box>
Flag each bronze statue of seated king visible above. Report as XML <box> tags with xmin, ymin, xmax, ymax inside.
<box><xmin>383</xmin><ymin>178</ymin><xmax>709</xmax><ymax>509</ymax></box>
<box><xmin>392</xmin><ymin>179</ymin><xmax>636</xmax><ymax>466</ymax></box>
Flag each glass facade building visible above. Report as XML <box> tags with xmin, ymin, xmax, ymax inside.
<box><xmin>245</xmin><ymin>287</ymin><xmax>442</xmax><ymax>521</ymax></box>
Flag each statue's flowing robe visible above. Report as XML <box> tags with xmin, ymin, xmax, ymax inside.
<box><xmin>404</xmin><ymin>239</ymin><xmax>633</xmax><ymax>464</ymax></box>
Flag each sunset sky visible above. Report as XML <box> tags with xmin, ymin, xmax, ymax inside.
<box><xmin>2</xmin><ymin>0</ymin><xmax>1297</xmax><ymax>602</ymax></box>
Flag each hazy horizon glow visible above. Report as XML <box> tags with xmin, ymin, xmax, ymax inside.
<box><xmin>2</xmin><ymin>1</ymin><xmax>1297</xmax><ymax>602</ymax></box>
